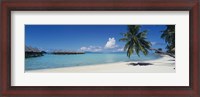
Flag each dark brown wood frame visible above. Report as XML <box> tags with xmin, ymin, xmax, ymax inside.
<box><xmin>0</xmin><ymin>0</ymin><xmax>199</xmax><ymax>97</ymax></box>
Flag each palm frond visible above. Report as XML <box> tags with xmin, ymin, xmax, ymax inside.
<box><xmin>120</xmin><ymin>25</ymin><xmax>151</xmax><ymax>58</ymax></box>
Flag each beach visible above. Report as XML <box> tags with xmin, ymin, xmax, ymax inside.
<box><xmin>26</xmin><ymin>55</ymin><xmax>175</xmax><ymax>73</ymax></box>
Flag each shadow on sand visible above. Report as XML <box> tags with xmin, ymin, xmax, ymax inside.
<box><xmin>128</xmin><ymin>62</ymin><xmax>153</xmax><ymax>66</ymax></box>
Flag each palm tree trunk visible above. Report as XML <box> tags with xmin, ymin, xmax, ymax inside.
<box><xmin>150</xmin><ymin>48</ymin><xmax>175</xmax><ymax>58</ymax></box>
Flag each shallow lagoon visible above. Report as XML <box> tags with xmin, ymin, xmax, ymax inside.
<box><xmin>25</xmin><ymin>52</ymin><xmax>161</xmax><ymax>70</ymax></box>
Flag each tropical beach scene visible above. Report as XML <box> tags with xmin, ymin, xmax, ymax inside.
<box><xmin>25</xmin><ymin>25</ymin><xmax>175</xmax><ymax>73</ymax></box>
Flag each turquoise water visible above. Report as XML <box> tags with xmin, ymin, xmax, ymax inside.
<box><xmin>25</xmin><ymin>52</ymin><xmax>161</xmax><ymax>70</ymax></box>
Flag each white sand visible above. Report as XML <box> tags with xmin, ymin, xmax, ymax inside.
<box><xmin>26</xmin><ymin>55</ymin><xmax>175</xmax><ymax>73</ymax></box>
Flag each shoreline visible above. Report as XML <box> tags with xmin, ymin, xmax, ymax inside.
<box><xmin>26</xmin><ymin>55</ymin><xmax>175</xmax><ymax>73</ymax></box>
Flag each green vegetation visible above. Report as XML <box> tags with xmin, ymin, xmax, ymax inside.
<box><xmin>119</xmin><ymin>25</ymin><xmax>151</xmax><ymax>58</ymax></box>
<box><xmin>120</xmin><ymin>25</ymin><xmax>175</xmax><ymax>58</ymax></box>
<box><xmin>161</xmin><ymin>25</ymin><xmax>175</xmax><ymax>54</ymax></box>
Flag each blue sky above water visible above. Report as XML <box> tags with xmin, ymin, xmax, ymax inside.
<box><xmin>25</xmin><ymin>25</ymin><xmax>167</xmax><ymax>52</ymax></box>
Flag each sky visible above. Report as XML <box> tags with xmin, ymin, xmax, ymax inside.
<box><xmin>25</xmin><ymin>25</ymin><xmax>168</xmax><ymax>52</ymax></box>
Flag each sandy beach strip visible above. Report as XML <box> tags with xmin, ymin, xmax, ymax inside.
<box><xmin>26</xmin><ymin>55</ymin><xmax>175</xmax><ymax>73</ymax></box>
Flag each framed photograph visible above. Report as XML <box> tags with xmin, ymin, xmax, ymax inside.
<box><xmin>0</xmin><ymin>0</ymin><xmax>199</xmax><ymax>96</ymax></box>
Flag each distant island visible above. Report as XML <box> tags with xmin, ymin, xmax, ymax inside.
<box><xmin>25</xmin><ymin>46</ymin><xmax>85</xmax><ymax>58</ymax></box>
<box><xmin>52</xmin><ymin>51</ymin><xmax>85</xmax><ymax>55</ymax></box>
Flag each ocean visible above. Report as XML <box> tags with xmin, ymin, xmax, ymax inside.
<box><xmin>25</xmin><ymin>52</ymin><xmax>161</xmax><ymax>70</ymax></box>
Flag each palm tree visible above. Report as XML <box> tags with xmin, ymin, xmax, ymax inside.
<box><xmin>161</xmin><ymin>25</ymin><xmax>175</xmax><ymax>54</ymax></box>
<box><xmin>119</xmin><ymin>25</ymin><xmax>151</xmax><ymax>58</ymax></box>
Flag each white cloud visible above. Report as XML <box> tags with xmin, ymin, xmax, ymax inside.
<box><xmin>151</xmin><ymin>42</ymin><xmax>157</xmax><ymax>45</ymax></box>
<box><xmin>117</xmin><ymin>48</ymin><xmax>124</xmax><ymax>52</ymax></box>
<box><xmin>80</xmin><ymin>46</ymin><xmax>102</xmax><ymax>52</ymax></box>
<box><xmin>104</xmin><ymin>37</ymin><xmax>118</xmax><ymax>49</ymax></box>
<box><xmin>80</xmin><ymin>47</ymin><xmax>89</xmax><ymax>51</ymax></box>
<box><xmin>151</xmin><ymin>42</ymin><xmax>166</xmax><ymax>46</ymax></box>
